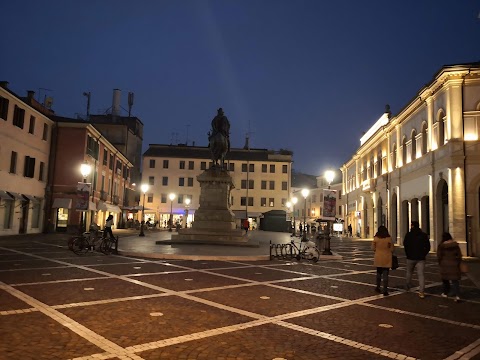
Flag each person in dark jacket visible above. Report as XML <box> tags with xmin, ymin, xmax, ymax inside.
<box><xmin>403</xmin><ymin>221</ymin><xmax>430</xmax><ymax>298</ymax></box>
<box><xmin>437</xmin><ymin>232</ymin><xmax>462</xmax><ymax>302</ymax></box>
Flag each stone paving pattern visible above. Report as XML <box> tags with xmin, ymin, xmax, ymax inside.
<box><xmin>0</xmin><ymin>232</ymin><xmax>479</xmax><ymax>359</ymax></box>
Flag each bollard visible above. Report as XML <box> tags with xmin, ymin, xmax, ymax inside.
<box><xmin>114</xmin><ymin>236</ymin><xmax>119</xmax><ymax>254</ymax></box>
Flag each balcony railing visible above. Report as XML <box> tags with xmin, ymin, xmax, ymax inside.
<box><xmin>362</xmin><ymin>178</ymin><xmax>376</xmax><ymax>193</ymax></box>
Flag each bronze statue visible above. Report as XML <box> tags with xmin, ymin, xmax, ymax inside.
<box><xmin>208</xmin><ymin>108</ymin><xmax>231</xmax><ymax>168</ymax></box>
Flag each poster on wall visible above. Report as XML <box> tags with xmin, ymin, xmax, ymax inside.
<box><xmin>323</xmin><ymin>189</ymin><xmax>337</xmax><ymax>220</ymax></box>
<box><xmin>76</xmin><ymin>182</ymin><xmax>91</xmax><ymax>211</ymax></box>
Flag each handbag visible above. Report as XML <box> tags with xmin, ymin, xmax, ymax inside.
<box><xmin>460</xmin><ymin>262</ymin><xmax>469</xmax><ymax>273</ymax></box>
<box><xmin>391</xmin><ymin>254</ymin><xmax>399</xmax><ymax>270</ymax></box>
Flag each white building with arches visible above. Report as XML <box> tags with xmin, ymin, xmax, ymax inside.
<box><xmin>341</xmin><ymin>62</ymin><xmax>480</xmax><ymax>256</ymax></box>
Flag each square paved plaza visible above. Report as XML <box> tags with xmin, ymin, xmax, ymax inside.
<box><xmin>0</xmin><ymin>235</ymin><xmax>479</xmax><ymax>359</ymax></box>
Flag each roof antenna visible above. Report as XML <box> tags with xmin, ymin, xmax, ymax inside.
<box><xmin>83</xmin><ymin>92</ymin><xmax>91</xmax><ymax>119</ymax></box>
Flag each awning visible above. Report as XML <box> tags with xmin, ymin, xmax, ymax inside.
<box><xmin>98</xmin><ymin>201</ymin><xmax>121</xmax><ymax>213</ymax></box>
<box><xmin>88</xmin><ymin>201</ymin><xmax>97</xmax><ymax>211</ymax></box>
<box><xmin>122</xmin><ymin>205</ymin><xmax>153</xmax><ymax>211</ymax></box>
<box><xmin>7</xmin><ymin>192</ymin><xmax>24</xmax><ymax>200</ymax></box>
<box><xmin>0</xmin><ymin>191</ymin><xmax>13</xmax><ymax>200</ymax></box>
<box><xmin>52</xmin><ymin>198</ymin><xmax>72</xmax><ymax>209</ymax></box>
<box><xmin>22</xmin><ymin>194</ymin><xmax>39</xmax><ymax>202</ymax></box>
<box><xmin>232</xmin><ymin>211</ymin><xmax>263</xmax><ymax>218</ymax></box>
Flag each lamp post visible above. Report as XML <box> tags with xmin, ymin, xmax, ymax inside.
<box><xmin>139</xmin><ymin>184</ymin><xmax>149</xmax><ymax>237</ymax></box>
<box><xmin>184</xmin><ymin>198</ymin><xmax>191</xmax><ymax>228</ymax></box>
<box><xmin>291</xmin><ymin>196</ymin><xmax>298</xmax><ymax>236</ymax></box>
<box><xmin>301</xmin><ymin>189</ymin><xmax>309</xmax><ymax>241</ymax></box>
<box><xmin>79</xmin><ymin>162</ymin><xmax>92</xmax><ymax>234</ymax></box>
<box><xmin>322</xmin><ymin>170</ymin><xmax>335</xmax><ymax>255</ymax></box>
<box><xmin>168</xmin><ymin>193</ymin><xmax>175</xmax><ymax>232</ymax></box>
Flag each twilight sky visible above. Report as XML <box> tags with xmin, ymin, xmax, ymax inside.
<box><xmin>1</xmin><ymin>1</ymin><xmax>479</xmax><ymax>175</ymax></box>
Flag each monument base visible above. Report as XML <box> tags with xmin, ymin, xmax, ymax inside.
<box><xmin>165</xmin><ymin>228</ymin><xmax>259</xmax><ymax>247</ymax></box>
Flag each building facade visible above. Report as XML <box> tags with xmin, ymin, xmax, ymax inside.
<box><xmin>48</xmin><ymin>120</ymin><xmax>133</xmax><ymax>233</ymax></box>
<box><xmin>0</xmin><ymin>84</ymin><xmax>54</xmax><ymax>235</ymax></box>
<box><xmin>341</xmin><ymin>63</ymin><xmax>480</xmax><ymax>256</ymax></box>
<box><xmin>142</xmin><ymin>144</ymin><xmax>293</xmax><ymax>230</ymax></box>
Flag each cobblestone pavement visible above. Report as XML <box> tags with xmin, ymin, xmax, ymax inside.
<box><xmin>0</xmin><ymin>234</ymin><xmax>479</xmax><ymax>359</ymax></box>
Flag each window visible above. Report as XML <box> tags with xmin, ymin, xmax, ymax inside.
<box><xmin>148</xmin><ymin>176</ymin><xmax>154</xmax><ymax>185</ymax></box>
<box><xmin>338</xmin><ymin>206</ymin><xmax>342</xmax><ymax>216</ymax></box>
<box><xmin>270</xmin><ymin>164</ymin><xmax>275</xmax><ymax>173</ymax></box>
<box><xmin>269</xmin><ymin>181</ymin><xmax>275</xmax><ymax>190</ymax></box>
<box><xmin>10</xmin><ymin>151</ymin><xmax>17</xmax><ymax>173</ymax></box>
<box><xmin>179</xmin><ymin>161</ymin><xmax>185</xmax><ymax>169</ymax></box>
<box><xmin>149</xmin><ymin>159</ymin><xmax>156</xmax><ymax>168</ymax></box>
<box><xmin>163</xmin><ymin>160</ymin><xmax>169</xmax><ymax>169</ymax></box>
<box><xmin>248</xmin><ymin>180</ymin><xmax>254</xmax><ymax>189</ymax></box>
<box><xmin>241</xmin><ymin>180</ymin><xmax>247</xmax><ymax>189</ymax></box>
<box><xmin>269</xmin><ymin>198</ymin><xmax>274</xmax><ymax>207</ymax></box>
<box><xmin>0</xmin><ymin>96</ymin><xmax>9</xmax><ymax>120</ymax></box>
<box><xmin>42</xmin><ymin>123</ymin><xmax>48</xmax><ymax>141</ymax></box>
<box><xmin>242</xmin><ymin>163</ymin><xmax>247</xmax><ymax>172</ymax></box>
<box><xmin>228</xmin><ymin>163</ymin><xmax>235</xmax><ymax>172</ymax></box>
<box><xmin>101</xmin><ymin>175</ymin><xmax>105</xmax><ymax>191</ymax></box>
<box><xmin>240</xmin><ymin>197</ymin><xmax>254</xmax><ymax>206</ymax></box>
<box><xmin>24</xmin><ymin>156</ymin><xmax>35</xmax><ymax>178</ymax></box>
<box><xmin>392</xmin><ymin>144</ymin><xmax>397</xmax><ymax>168</ymax></box>
<box><xmin>312</xmin><ymin>195</ymin><xmax>317</xmax><ymax>203</ymax></box>
<box><xmin>261</xmin><ymin>197</ymin><xmax>266</xmax><ymax>207</ymax></box>
<box><xmin>162</xmin><ymin>177</ymin><xmax>168</xmax><ymax>186</ymax></box>
<box><xmin>103</xmin><ymin>149</ymin><xmax>108</xmax><ymax>166</ymax></box>
<box><xmin>109</xmin><ymin>154</ymin><xmax>114</xmax><ymax>170</ymax></box>
<box><xmin>161</xmin><ymin>194</ymin><xmax>167</xmax><ymax>203</ymax></box>
<box><xmin>201</xmin><ymin>161</ymin><xmax>207</xmax><ymax>170</ymax></box>
<box><xmin>116</xmin><ymin>160</ymin><xmax>122</xmax><ymax>173</ymax></box>
<box><xmin>402</xmin><ymin>137</ymin><xmax>407</xmax><ymax>166</ymax></box>
<box><xmin>281</xmin><ymin>198</ymin><xmax>287</xmax><ymax>206</ymax></box>
<box><xmin>31</xmin><ymin>202</ymin><xmax>41</xmax><ymax>228</ymax></box>
<box><xmin>282</xmin><ymin>181</ymin><xmax>287</xmax><ymax>191</ymax></box>
<box><xmin>411</xmin><ymin>130</ymin><xmax>417</xmax><ymax>161</ymax></box>
<box><xmin>179</xmin><ymin>177</ymin><xmax>185</xmax><ymax>186</ymax></box>
<box><xmin>86</xmin><ymin>135</ymin><xmax>99</xmax><ymax>159</ymax></box>
<box><xmin>188</xmin><ymin>161</ymin><xmax>194</xmax><ymax>170</ymax></box>
<box><xmin>282</xmin><ymin>165</ymin><xmax>288</xmax><ymax>173</ymax></box>
<box><xmin>262</xmin><ymin>164</ymin><xmax>267</xmax><ymax>173</ymax></box>
<box><xmin>39</xmin><ymin>162</ymin><xmax>45</xmax><ymax>181</ymax></box>
<box><xmin>178</xmin><ymin>194</ymin><xmax>184</xmax><ymax>204</ymax></box>
<box><xmin>249</xmin><ymin>164</ymin><xmax>254</xmax><ymax>172</ymax></box>
<box><xmin>3</xmin><ymin>199</ymin><xmax>13</xmax><ymax>229</ymax></box>
<box><xmin>147</xmin><ymin>194</ymin><xmax>153</xmax><ymax>203</ymax></box>
<box><xmin>13</xmin><ymin>105</ymin><xmax>25</xmax><ymax>129</ymax></box>
<box><xmin>261</xmin><ymin>180</ymin><xmax>267</xmax><ymax>190</ymax></box>
<box><xmin>187</xmin><ymin>177</ymin><xmax>193</xmax><ymax>187</ymax></box>
<box><xmin>28</xmin><ymin>116</ymin><xmax>35</xmax><ymax>134</ymax></box>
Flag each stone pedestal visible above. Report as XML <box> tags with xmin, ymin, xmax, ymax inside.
<box><xmin>168</xmin><ymin>167</ymin><xmax>257</xmax><ymax>246</ymax></box>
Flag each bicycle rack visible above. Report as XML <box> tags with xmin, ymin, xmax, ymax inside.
<box><xmin>269</xmin><ymin>240</ymin><xmax>299</xmax><ymax>260</ymax></box>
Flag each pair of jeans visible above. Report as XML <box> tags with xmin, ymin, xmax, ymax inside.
<box><xmin>376</xmin><ymin>267</ymin><xmax>389</xmax><ymax>293</ymax></box>
<box><xmin>442</xmin><ymin>280</ymin><xmax>460</xmax><ymax>296</ymax></box>
<box><xmin>406</xmin><ymin>259</ymin><xmax>425</xmax><ymax>292</ymax></box>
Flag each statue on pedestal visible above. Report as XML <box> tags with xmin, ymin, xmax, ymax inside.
<box><xmin>208</xmin><ymin>108</ymin><xmax>230</xmax><ymax>168</ymax></box>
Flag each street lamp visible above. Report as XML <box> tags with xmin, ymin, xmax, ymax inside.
<box><xmin>325</xmin><ymin>170</ymin><xmax>335</xmax><ymax>189</ymax></box>
<box><xmin>79</xmin><ymin>162</ymin><xmax>91</xmax><ymax>234</ymax></box>
<box><xmin>139</xmin><ymin>184</ymin><xmax>149</xmax><ymax>237</ymax></box>
<box><xmin>290</xmin><ymin>197</ymin><xmax>298</xmax><ymax>236</ymax></box>
<box><xmin>184</xmin><ymin>198</ymin><xmax>191</xmax><ymax>228</ymax></box>
<box><xmin>168</xmin><ymin>193</ymin><xmax>176</xmax><ymax>232</ymax></box>
<box><xmin>322</xmin><ymin>170</ymin><xmax>335</xmax><ymax>255</ymax></box>
<box><xmin>301</xmin><ymin>188</ymin><xmax>309</xmax><ymax>241</ymax></box>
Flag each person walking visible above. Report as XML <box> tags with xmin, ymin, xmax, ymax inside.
<box><xmin>348</xmin><ymin>224</ymin><xmax>352</xmax><ymax>237</ymax></box>
<box><xmin>404</xmin><ymin>221</ymin><xmax>430</xmax><ymax>298</ymax></box>
<box><xmin>437</xmin><ymin>232</ymin><xmax>462</xmax><ymax>302</ymax></box>
<box><xmin>243</xmin><ymin>219</ymin><xmax>249</xmax><ymax>234</ymax></box>
<box><xmin>104</xmin><ymin>214</ymin><xmax>115</xmax><ymax>241</ymax></box>
<box><xmin>372</xmin><ymin>225</ymin><xmax>394</xmax><ymax>296</ymax></box>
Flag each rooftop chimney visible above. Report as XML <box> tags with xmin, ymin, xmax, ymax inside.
<box><xmin>112</xmin><ymin>89</ymin><xmax>121</xmax><ymax>117</ymax></box>
<box><xmin>0</xmin><ymin>81</ymin><xmax>9</xmax><ymax>89</ymax></box>
<box><xmin>27</xmin><ymin>90</ymin><xmax>35</xmax><ymax>100</ymax></box>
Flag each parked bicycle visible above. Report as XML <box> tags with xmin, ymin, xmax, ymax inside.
<box><xmin>281</xmin><ymin>238</ymin><xmax>320</xmax><ymax>262</ymax></box>
<box><xmin>70</xmin><ymin>231</ymin><xmax>117</xmax><ymax>255</ymax></box>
